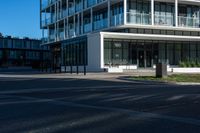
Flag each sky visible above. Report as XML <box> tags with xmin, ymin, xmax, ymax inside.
<box><xmin>0</xmin><ymin>0</ymin><xmax>41</xmax><ymax>39</ymax></box>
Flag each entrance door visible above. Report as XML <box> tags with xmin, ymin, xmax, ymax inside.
<box><xmin>138</xmin><ymin>50</ymin><xmax>145</xmax><ymax>68</ymax></box>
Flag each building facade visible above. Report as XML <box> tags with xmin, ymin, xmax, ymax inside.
<box><xmin>0</xmin><ymin>36</ymin><xmax>50</xmax><ymax>68</ymax></box>
<box><xmin>40</xmin><ymin>0</ymin><xmax>200</xmax><ymax>72</ymax></box>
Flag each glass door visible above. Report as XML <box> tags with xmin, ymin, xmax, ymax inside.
<box><xmin>138</xmin><ymin>50</ymin><xmax>145</xmax><ymax>67</ymax></box>
<box><xmin>146</xmin><ymin>50</ymin><xmax>152</xmax><ymax>67</ymax></box>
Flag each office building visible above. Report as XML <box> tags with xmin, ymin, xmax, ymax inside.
<box><xmin>0</xmin><ymin>36</ymin><xmax>50</xmax><ymax>68</ymax></box>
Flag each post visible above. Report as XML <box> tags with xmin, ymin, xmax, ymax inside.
<box><xmin>60</xmin><ymin>63</ymin><xmax>62</xmax><ymax>73</ymax></box>
<box><xmin>175</xmin><ymin>0</ymin><xmax>178</xmax><ymax>27</ymax></box>
<box><xmin>84</xmin><ymin>65</ymin><xmax>86</xmax><ymax>75</ymax></box>
<box><xmin>46</xmin><ymin>62</ymin><xmax>48</xmax><ymax>72</ymax></box>
<box><xmin>124</xmin><ymin>0</ymin><xmax>127</xmax><ymax>25</ymax></box>
<box><xmin>70</xmin><ymin>65</ymin><xmax>72</xmax><ymax>74</ymax></box>
<box><xmin>151</xmin><ymin>0</ymin><xmax>154</xmax><ymax>25</ymax></box>
<box><xmin>107</xmin><ymin>0</ymin><xmax>110</xmax><ymax>27</ymax></box>
<box><xmin>76</xmin><ymin>66</ymin><xmax>79</xmax><ymax>75</ymax></box>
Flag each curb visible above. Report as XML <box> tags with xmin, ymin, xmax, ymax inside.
<box><xmin>175</xmin><ymin>82</ymin><xmax>200</xmax><ymax>85</ymax></box>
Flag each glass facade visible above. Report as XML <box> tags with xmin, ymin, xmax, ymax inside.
<box><xmin>104</xmin><ymin>39</ymin><xmax>200</xmax><ymax>67</ymax></box>
<box><xmin>62</xmin><ymin>36</ymin><xmax>87</xmax><ymax>66</ymax></box>
<box><xmin>0</xmin><ymin>37</ymin><xmax>50</xmax><ymax>67</ymax></box>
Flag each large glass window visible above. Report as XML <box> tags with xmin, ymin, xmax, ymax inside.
<box><xmin>62</xmin><ymin>37</ymin><xmax>87</xmax><ymax>66</ymax></box>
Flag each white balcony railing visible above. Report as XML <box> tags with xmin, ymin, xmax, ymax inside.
<box><xmin>111</xmin><ymin>13</ymin><xmax>124</xmax><ymax>26</ymax></box>
<box><xmin>154</xmin><ymin>14</ymin><xmax>174</xmax><ymax>26</ymax></box>
<box><xmin>178</xmin><ymin>16</ymin><xmax>200</xmax><ymax>28</ymax></box>
<box><xmin>127</xmin><ymin>12</ymin><xmax>151</xmax><ymax>25</ymax></box>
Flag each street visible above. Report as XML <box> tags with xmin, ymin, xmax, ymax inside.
<box><xmin>0</xmin><ymin>73</ymin><xmax>200</xmax><ymax>133</ymax></box>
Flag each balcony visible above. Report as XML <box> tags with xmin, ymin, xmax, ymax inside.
<box><xmin>111</xmin><ymin>13</ymin><xmax>124</xmax><ymax>26</ymax></box>
<box><xmin>69</xmin><ymin>7</ymin><xmax>75</xmax><ymax>16</ymax></box>
<box><xmin>41</xmin><ymin>15</ymin><xmax>56</xmax><ymax>27</ymax></box>
<box><xmin>84</xmin><ymin>23</ymin><xmax>92</xmax><ymax>33</ymax></box>
<box><xmin>154</xmin><ymin>14</ymin><xmax>174</xmax><ymax>26</ymax></box>
<box><xmin>69</xmin><ymin>29</ymin><xmax>76</xmax><ymax>38</ymax></box>
<box><xmin>58</xmin><ymin>29</ymin><xmax>65</xmax><ymax>41</ymax></box>
<box><xmin>41</xmin><ymin>0</ymin><xmax>57</xmax><ymax>10</ymax></box>
<box><xmin>93</xmin><ymin>19</ymin><xmax>108</xmax><ymax>30</ymax></box>
<box><xmin>49</xmin><ymin>33</ymin><xmax>55</xmax><ymax>42</ymax></box>
<box><xmin>178</xmin><ymin>16</ymin><xmax>200</xmax><ymax>28</ymax></box>
<box><xmin>127</xmin><ymin>12</ymin><xmax>151</xmax><ymax>25</ymax></box>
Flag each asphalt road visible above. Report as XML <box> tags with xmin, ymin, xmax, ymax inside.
<box><xmin>0</xmin><ymin>74</ymin><xmax>200</xmax><ymax>133</ymax></box>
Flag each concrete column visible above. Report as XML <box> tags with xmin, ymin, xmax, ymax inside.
<box><xmin>175</xmin><ymin>0</ymin><xmax>178</xmax><ymax>27</ymax></box>
<box><xmin>151</xmin><ymin>0</ymin><xmax>154</xmax><ymax>25</ymax></box>
<box><xmin>124</xmin><ymin>0</ymin><xmax>127</xmax><ymax>25</ymax></box>
<box><xmin>108</xmin><ymin>0</ymin><xmax>110</xmax><ymax>27</ymax></box>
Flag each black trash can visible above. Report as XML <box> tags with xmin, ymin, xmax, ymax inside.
<box><xmin>156</xmin><ymin>63</ymin><xmax>168</xmax><ymax>78</ymax></box>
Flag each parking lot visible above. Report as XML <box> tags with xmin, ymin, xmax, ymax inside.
<box><xmin>0</xmin><ymin>73</ymin><xmax>200</xmax><ymax>133</ymax></box>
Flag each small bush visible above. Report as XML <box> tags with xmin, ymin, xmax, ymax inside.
<box><xmin>179</xmin><ymin>60</ymin><xmax>200</xmax><ymax>68</ymax></box>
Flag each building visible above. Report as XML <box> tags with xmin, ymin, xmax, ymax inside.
<box><xmin>0</xmin><ymin>36</ymin><xmax>50</xmax><ymax>68</ymax></box>
<box><xmin>40</xmin><ymin>0</ymin><xmax>200</xmax><ymax>72</ymax></box>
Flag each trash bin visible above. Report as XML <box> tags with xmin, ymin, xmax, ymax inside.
<box><xmin>156</xmin><ymin>63</ymin><xmax>167</xmax><ymax>78</ymax></box>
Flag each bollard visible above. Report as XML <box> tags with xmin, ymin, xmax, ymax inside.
<box><xmin>84</xmin><ymin>65</ymin><xmax>86</xmax><ymax>75</ymax></box>
<box><xmin>60</xmin><ymin>64</ymin><xmax>62</xmax><ymax>73</ymax></box>
<box><xmin>76</xmin><ymin>66</ymin><xmax>79</xmax><ymax>75</ymax></box>
<box><xmin>70</xmin><ymin>66</ymin><xmax>72</xmax><ymax>74</ymax></box>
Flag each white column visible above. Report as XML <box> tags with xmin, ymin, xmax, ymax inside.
<box><xmin>108</xmin><ymin>0</ymin><xmax>110</xmax><ymax>27</ymax></box>
<box><xmin>124</xmin><ymin>0</ymin><xmax>127</xmax><ymax>25</ymax></box>
<box><xmin>151</xmin><ymin>0</ymin><xmax>154</xmax><ymax>25</ymax></box>
<box><xmin>175</xmin><ymin>0</ymin><xmax>178</xmax><ymax>27</ymax></box>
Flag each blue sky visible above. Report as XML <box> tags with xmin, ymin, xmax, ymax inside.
<box><xmin>0</xmin><ymin>0</ymin><xmax>41</xmax><ymax>39</ymax></box>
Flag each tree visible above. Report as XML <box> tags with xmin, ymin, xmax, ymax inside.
<box><xmin>0</xmin><ymin>33</ymin><xmax>3</xmax><ymax>38</ymax></box>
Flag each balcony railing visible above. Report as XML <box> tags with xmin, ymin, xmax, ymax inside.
<box><xmin>58</xmin><ymin>29</ymin><xmax>65</xmax><ymax>41</ymax></box>
<box><xmin>154</xmin><ymin>14</ymin><xmax>174</xmax><ymax>26</ymax></box>
<box><xmin>127</xmin><ymin>12</ymin><xmax>151</xmax><ymax>25</ymax></box>
<box><xmin>84</xmin><ymin>23</ymin><xmax>92</xmax><ymax>33</ymax></box>
<box><xmin>178</xmin><ymin>16</ymin><xmax>200</xmax><ymax>28</ymax></box>
<box><xmin>42</xmin><ymin>15</ymin><xmax>56</xmax><ymax>27</ymax></box>
<box><xmin>42</xmin><ymin>0</ymin><xmax>57</xmax><ymax>10</ymax></box>
<box><xmin>111</xmin><ymin>13</ymin><xmax>124</xmax><ymax>26</ymax></box>
<box><xmin>69</xmin><ymin>29</ymin><xmax>76</xmax><ymax>38</ymax></box>
<box><xmin>93</xmin><ymin>18</ymin><xmax>108</xmax><ymax>30</ymax></box>
<box><xmin>49</xmin><ymin>33</ymin><xmax>55</xmax><ymax>42</ymax></box>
